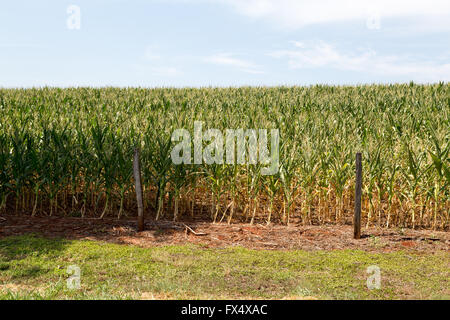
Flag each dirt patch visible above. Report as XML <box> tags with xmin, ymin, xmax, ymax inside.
<box><xmin>0</xmin><ymin>283</ymin><xmax>33</xmax><ymax>291</ymax></box>
<box><xmin>0</xmin><ymin>215</ymin><xmax>448</xmax><ymax>252</ymax></box>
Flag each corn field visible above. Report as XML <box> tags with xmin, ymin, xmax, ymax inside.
<box><xmin>0</xmin><ymin>84</ymin><xmax>448</xmax><ymax>229</ymax></box>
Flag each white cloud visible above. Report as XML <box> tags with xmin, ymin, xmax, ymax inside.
<box><xmin>144</xmin><ymin>45</ymin><xmax>161</xmax><ymax>61</ymax></box>
<box><xmin>137</xmin><ymin>45</ymin><xmax>180</xmax><ymax>77</ymax></box>
<box><xmin>206</xmin><ymin>53</ymin><xmax>263</xmax><ymax>74</ymax></box>
<box><xmin>150</xmin><ymin>66</ymin><xmax>179</xmax><ymax>76</ymax></box>
<box><xmin>220</xmin><ymin>0</ymin><xmax>450</xmax><ymax>30</ymax></box>
<box><xmin>289</xmin><ymin>41</ymin><xmax>305</xmax><ymax>48</ymax></box>
<box><xmin>269</xmin><ymin>41</ymin><xmax>450</xmax><ymax>81</ymax></box>
<box><xmin>132</xmin><ymin>63</ymin><xmax>181</xmax><ymax>77</ymax></box>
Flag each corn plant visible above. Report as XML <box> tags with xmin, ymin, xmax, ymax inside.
<box><xmin>0</xmin><ymin>84</ymin><xmax>448</xmax><ymax>229</ymax></box>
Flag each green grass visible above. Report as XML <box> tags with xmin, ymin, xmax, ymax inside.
<box><xmin>0</xmin><ymin>234</ymin><xmax>448</xmax><ymax>300</ymax></box>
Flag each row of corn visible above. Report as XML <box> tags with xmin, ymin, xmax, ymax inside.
<box><xmin>0</xmin><ymin>84</ymin><xmax>448</xmax><ymax>229</ymax></box>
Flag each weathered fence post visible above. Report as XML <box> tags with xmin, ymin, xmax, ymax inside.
<box><xmin>133</xmin><ymin>148</ymin><xmax>144</xmax><ymax>232</ymax></box>
<box><xmin>354</xmin><ymin>152</ymin><xmax>362</xmax><ymax>239</ymax></box>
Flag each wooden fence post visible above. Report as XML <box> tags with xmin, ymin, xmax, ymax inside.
<box><xmin>354</xmin><ymin>152</ymin><xmax>362</xmax><ymax>239</ymax></box>
<box><xmin>133</xmin><ymin>148</ymin><xmax>144</xmax><ymax>232</ymax></box>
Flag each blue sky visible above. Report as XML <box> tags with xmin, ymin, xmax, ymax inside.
<box><xmin>1</xmin><ymin>0</ymin><xmax>449</xmax><ymax>87</ymax></box>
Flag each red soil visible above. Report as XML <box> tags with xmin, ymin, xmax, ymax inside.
<box><xmin>0</xmin><ymin>215</ymin><xmax>448</xmax><ymax>252</ymax></box>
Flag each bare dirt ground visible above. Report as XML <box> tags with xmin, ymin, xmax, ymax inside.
<box><xmin>0</xmin><ymin>215</ymin><xmax>448</xmax><ymax>252</ymax></box>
